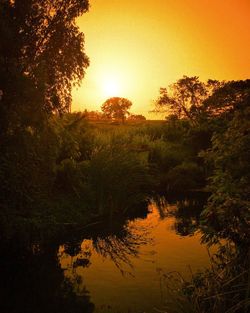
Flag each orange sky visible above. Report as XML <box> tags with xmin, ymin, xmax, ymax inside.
<box><xmin>73</xmin><ymin>0</ymin><xmax>250</xmax><ymax>119</ymax></box>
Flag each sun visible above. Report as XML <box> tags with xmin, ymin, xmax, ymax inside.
<box><xmin>102</xmin><ymin>78</ymin><xmax>121</xmax><ymax>98</ymax></box>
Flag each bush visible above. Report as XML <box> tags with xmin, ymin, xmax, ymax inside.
<box><xmin>81</xmin><ymin>149</ymin><xmax>154</xmax><ymax>216</ymax></box>
<box><xmin>166</xmin><ymin>162</ymin><xmax>204</xmax><ymax>193</ymax></box>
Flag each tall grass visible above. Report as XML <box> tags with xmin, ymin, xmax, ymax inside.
<box><xmin>53</xmin><ymin>117</ymin><xmax>207</xmax><ymax>219</ymax></box>
<box><xmin>157</xmin><ymin>244</ymin><xmax>250</xmax><ymax>313</ymax></box>
<box><xmin>80</xmin><ymin>149</ymin><xmax>154</xmax><ymax>216</ymax></box>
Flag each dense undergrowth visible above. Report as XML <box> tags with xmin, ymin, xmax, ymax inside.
<box><xmin>0</xmin><ymin>113</ymin><xmax>209</xmax><ymax>240</ymax></box>
<box><xmin>1</xmin><ymin>3</ymin><xmax>249</xmax><ymax>310</ymax></box>
<box><xmin>0</xmin><ymin>79</ymin><xmax>249</xmax><ymax>313</ymax></box>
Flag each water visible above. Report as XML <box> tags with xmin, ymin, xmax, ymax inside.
<box><xmin>59</xmin><ymin>201</ymin><xmax>211</xmax><ymax>313</ymax></box>
<box><xmin>0</xmin><ymin>199</ymin><xmax>212</xmax><ymax>313</ymax></box>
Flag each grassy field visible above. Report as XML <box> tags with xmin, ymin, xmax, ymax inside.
<box><xmin>87</xmin><ymin>119</ymin><xmax>165</xmax><ymax>130</ymax></box>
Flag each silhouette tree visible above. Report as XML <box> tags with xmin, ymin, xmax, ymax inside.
<box><xmin>203</xmin><ymin>79</ymin><xmax>250</xmax><ymax>117</ymax></box>
<box><xmin>127</xmin><ymin>114</ymin><xmax>146</xmax><ymax>121</ymax></box>
<box><xmin>0</xmin><ymin>0</ymin><xmax>90</xmax><ymax>216</ymax></box>
<box><xmin>201</xmin><ymin>89</ymin><xmax>250</xmax><ymax>249</ymax></box>
<box><xmin>101</xmin><ymin>97</ymin><xmax>132</xmax><ymax>123</ymax></box>
<box><xmin>0</xmin><ymin>0</ymin><xmax>89</xmax><ymax>135</ymax></box>
<box><xmin>154</xmin><ymin>76</ymin><xmax>223</xmax><ymax>122</ymax></box>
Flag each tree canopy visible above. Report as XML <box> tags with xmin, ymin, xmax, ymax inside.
<box><xmin>127</xmin><ymin>114</ymin><xmax>146</xmax><ymax>121</ymax></box>
<box><xmin>203</xmin><ymin>79</ymin><xmax>250</xmax><ymax>117</ymax></box>
<box><xmin>154</xmin><ymin>76</ymin><xmax>223</xmax><ymax>121</ymax></box>
<box><xmin>0</xmin><ymin>0</ymin><xmax>89</xmax><ymax>134</ymax></box>
<box><xmin>201</xmin><ymin>104</ymin><xmax>250</xmax><ymax>248</ymax></box>
<box><xmin>101</xmin><ymin>97</ymin><xmax>132</xmax><ymax>122</ymax></box>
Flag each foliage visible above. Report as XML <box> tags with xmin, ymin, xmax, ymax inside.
<box><xmin>151</xmin><ymin>78</ymin><xmax>250</xmax><ymax>313</ymax></box>
<box><xmin>176</xmin><ymin>83</ymin><xmax>250</xmax><ymax>313</ymax></box>
<box><xmin>83</xmin><ymin>109</ymin><xmax>104</xmax><ymax>120</ymax></box>
<box><xmin>0</xmin><ymin>2</ymin><xmax>90</xmax><ymax>233</ymax></box>
<box><xmin>52</xmin><ymin>112</ymin><xmax>94</xmax><ymax>162</ymax></box>
<box><xmin>81</xmin><ymin>150</ymin><xmax>154</xmax><ymax>215</ymax></box>
<box><xmin>0</xmin><ymin>124</ymin><xmax>58</xmax><ymax>212</ymax></box>
<box><xmin>0</xmin><ymin>0</ymin><xmax>89</xmax><ymax>138</ymax></box>
<box><xmin>154</xmin><ymin>76</ymin><xmax>223</xmax><ymax>122</ymax></box>
<box><xmin>166</xmin><ymin>162</ymin><xmax>204</xmax><ymax>193</ymax></box>
<box><xmin>203</xmin><ymin>79</ymin><xmax>250</xmax><ymax>118</ymax></box>
<box><xmin>159</xmin><ymin>245</ymin><xmax>250</xmax><ymax>313</ymax></box>
<box><xmin>149</xmin><ymin>140</ymin><xmax>186</xmax><ymax>172</ymax></box>
<box><xmin>101</xmin><ymin>97</ymin><xmax>132</xmax><ymax>123</ymax></box>
<box><xmin>201</xmin><ymin>105</ymin><xmax>250</xmax><ymax>249</ymax></box>
<box><xmin>127</xmin><ymin>113</ymin><xmax>146</xmax><ymax>121</ymax></box>
<box><xmin>0</xmin><ymin>65</ymin><xmax>249</xmax><ymax>312</ymax></box>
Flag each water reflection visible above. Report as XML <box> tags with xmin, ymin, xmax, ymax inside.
<box><xmin>58</xmin><ymin>197</ymin><xmax>210</xmax><ymax>312</ymax></box>
<box><xmin>1</xmin><ymin>196</ymin><xmax>210</xmax><ymax>313</ymax></box>
<box><xmin>60</xmin><ymin>216</ymin><xmax>154</xmax><ymax>276</ymax></box>
<box><xmin>155</xmin><ymin>196</ymin><xmax>205</xmax><ymax>236</ymax></box>
<box><xmin>0</xmin><ymin>240</ymin><xmax>95</xmax><ymax>313</ymax></box>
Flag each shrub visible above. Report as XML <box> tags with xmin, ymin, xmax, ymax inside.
<box><xmin>81</xmin><ymin>149</ymin><xmax>154</xmax><ymax>216</ymax></box>
<box><xmin>166</xmin><ymin>162</ymin><xmax>204</xmax><ymax>193</ymax></box>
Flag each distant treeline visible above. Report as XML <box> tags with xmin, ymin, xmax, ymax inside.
<box><xmin>82</xmin><ymin>109</ymin><xmax>146</xmax><ymax>121</ymax></box>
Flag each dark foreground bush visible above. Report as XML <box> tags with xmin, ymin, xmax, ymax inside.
<box><xmin>158</xmin><ymin>244</ymin><xmax>249</xmax><ymax>313</ymax></box>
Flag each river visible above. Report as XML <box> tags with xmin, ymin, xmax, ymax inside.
<box><xmin>58</xmin><ymin>199</ymin><xmax>211</xmax><ymax>313</ymax></box>
<box><xmin>0</xmin><ymin>198</ymin><xmax>212</xmax><ymax>313</ymax></box>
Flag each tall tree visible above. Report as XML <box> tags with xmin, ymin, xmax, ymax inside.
<box><xmin>101</xmin><ymin>97</ymin><xmax>132</xmax><ymax>123</ymax></box>
<box><xmin>203</xmin><ymin>79</ymin><xmax>250</xmax><ymax>117</ymax></box>
<box><xmin>154</xmin><ymin>76</ymin><xmax>223</xmax><ymax>122</ymax></box>
<box><xmin>0</xmin><ymin>0</ymin><xmax>89</xmax><ymax>134</ymax></box>
<box><xmin>201</xmin><ymin>104</ymin><xmax>250</xmax><ymax>250</ymax></box>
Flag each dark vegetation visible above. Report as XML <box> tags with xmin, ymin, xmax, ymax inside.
<box><xmin>101</xmin><ymin>96</ymin><xmax>132</xmax><ymax>123</ymax></box>
<box><xmin>0</xmin><ymin>1</ymin><xmax>249</xmax><ymax>312</ymax></box>
<box><xmin>154</xmin><ymin>78</ymin><xmax>250</xmax><ymax>313</ymax></box>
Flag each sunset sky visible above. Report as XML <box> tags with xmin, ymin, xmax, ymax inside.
<box><xmin>73</xmin><ymin>0</ymin><xmax>250</xmax><ymax>119</ymax></box>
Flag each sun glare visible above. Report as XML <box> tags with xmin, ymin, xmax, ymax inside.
<box><xmin>102</xmin><ymin>78</ymin><xmax>121</xmax><ymax>98</ymax></box>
